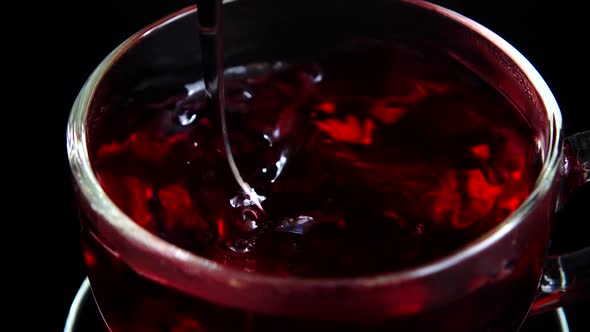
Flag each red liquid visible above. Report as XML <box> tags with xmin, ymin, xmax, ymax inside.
<box><xmin>84</xmin><ymin>41</ymin><xmax>543</xmax><ymax>331</ymax></box>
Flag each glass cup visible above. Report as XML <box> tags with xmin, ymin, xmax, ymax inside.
<box><xmin>67</xmin><ymin>0</ymin><xmax>590</xmax><ymax>331</ymax></box>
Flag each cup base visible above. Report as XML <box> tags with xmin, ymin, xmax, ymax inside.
<box><xmin>64</xmin><ymin>277</ymin><xmax>572</xmax><ymax>332</ymax></box>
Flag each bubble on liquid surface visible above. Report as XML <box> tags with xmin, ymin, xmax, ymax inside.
<box><xmin>276</xmin><ymin>215</ymin><xmax>315</xmax><ymax>235</ymax></box>
<box><xmin>228</xmin><ymin>238</ymin><xmax>256</xmax><ymax>253</ymax></box>
<box><xmin>229</xmin><ymin>193</ymin><xmax>267</xmax><ymax>232</ymax></box>
<box><xmin>239</xmin><ymin>208</ymin><xmax>260</xmax><ymax>232</ymax></box>
<box><xmin>173</xmin><ymin>89</ymin><xmax>208</xmax><ymax>129</ymax></box>
<box><xmin>184</xmin><ymin>80</ymin><xmax>206</xmax><ymax>96</ymax></box>
<box><xmin>230</xmin><ymin>193</ymin><xmax>267</xmax><ymax>208</ymax></box>
<box><xmin>225</xmin><ymin>62</ymin><xmax>286</xmax><ymax>81</ymax></box>
<box><xmin>176</xmin><ymin>109</ymin><xmax>197</xmax><ymax>126</ymax></box>
<box><xmin>223</xmin><ymin>61</ymin><xmax>323</xmax><ymax>87</ymax></box>
<box><xmin>305</xmin><ymin>63</ymin><xmax>324</xmax><ymax>83</ymax></box>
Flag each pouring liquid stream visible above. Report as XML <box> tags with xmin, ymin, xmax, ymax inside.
<box><xmin>194</xmin><ymin>0</ymin><xmax>264</xmax><ymax>209</ymax></box>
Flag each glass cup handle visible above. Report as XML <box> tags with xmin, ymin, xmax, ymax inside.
<box><xmin>530</xmin><ymin>130</ymin><xmax>590</xmax><ymax>315</ymax></box>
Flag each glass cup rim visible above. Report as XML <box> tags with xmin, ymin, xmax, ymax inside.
<box><xmin>66</xmin><ymin>0</ymin><xmax>563</xmax><ymax>289</ymax></box>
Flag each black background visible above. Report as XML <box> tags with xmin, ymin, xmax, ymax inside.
<box><xmin>18</xmin><ymin>0</ymin><xmax>588</xmax><ymax>331</ymax></box>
